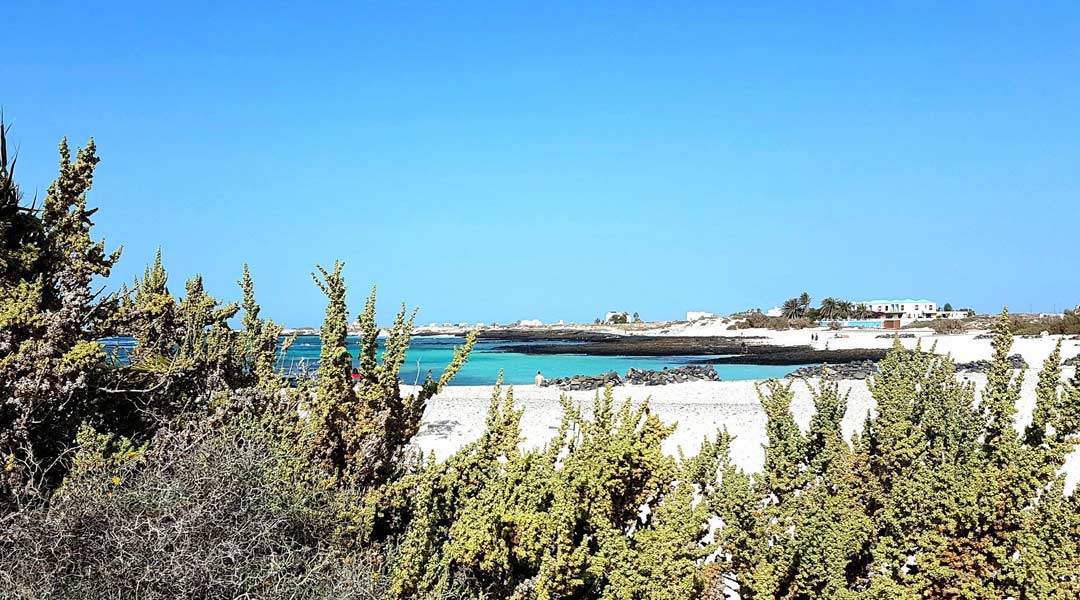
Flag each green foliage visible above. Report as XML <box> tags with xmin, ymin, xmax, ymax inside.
<box><xmin>388</xmin><ymin>383</ymin><xmax>723</xmax><ymax>600</ymax></box>
<box><xmin>704</xmin><ymin>310</ymin><xmax>1080</xmax><ymax>599</ymax></box>
<box><xmin>303</xmin><ymin>262</ymin><xmax>476</xmax><ymax>490</ymax></box>
<box><xmin>0</xmin><ymin>126</ymin><xmax>122</xmax><ymax>506</ymax></box>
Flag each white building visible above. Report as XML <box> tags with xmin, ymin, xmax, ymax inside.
<box><xmin>604</xmin><ymin>311</ymin><xmax>630</xmax><ymax>324</ymax></box>
<box><xmin>855</xmin><ymin>300</ymin><xmax>967</xmax><ymax>323</ymax></box>
<box><xmin>858</xmin><ymin>299</ymin><xmax>939</xmax><ymax>321</ymax></box>
<box><xmin>514</xmin><ymin>319</ymin><xmax>543</xmax><ymax>327</ymax></box>
<box><xmin>686</xmin><ymin>311</ymin><xmax>716</xmax><ymax>321</ymax></box>
<box><xmin>765</xmin><ymin>306</ymin><xmax>784</xmax><ymax>317</ymax></box>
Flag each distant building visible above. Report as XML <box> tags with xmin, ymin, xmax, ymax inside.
<box><xmin>829</xmin><ymin>299</ymin><xmax>968</xmax><ymax>329</ymax></box>
<box><xmin>604</xmin><ymin>311</ymin><xmax>630</xmax><ymax>324</ymax></box>
<box><xmin>686</xmin><ymin>311</ymin><xmax>716</xmax><ymax>321</ymax></box>
<box><xmin>858</xmin><ymin>299</ymin><xmax>940</xmax><ymax>321</ymax></box>
<box><xmin>514</xmin><ymin>319</ymin><xmax>543</xmax><ymax>327</ymax></box>
<box><xmin>765</xmin><ymin>306</ymin><xmax>784</xmax><ymax>317</ymax></box>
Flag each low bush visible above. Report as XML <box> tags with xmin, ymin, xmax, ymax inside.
<box><xmin>905</xmin><ymin>318</ymin><xmax>966</xmax><ymax>334</ymax></box>
<box><xmin>0</xmin><ymin>415</ymin><xmax>400</xmax><ymax>600</ymax></box>
<box><xmin>745</xmin><ymin>311</ymin><xmax>769</xmax><ymax>328</ymax></box>
<box><xmin>1010</xmin><ymin>311</ymin><xmax>1080</xmax><ymax>335</ymax></box>
<box><xmin>789</xmin><ymin>317</ymin><xmax>812</xmax><ymax>329</ymax></box>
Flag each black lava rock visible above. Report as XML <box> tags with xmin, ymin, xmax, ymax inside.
<box><xmin>788</xmin><ymin>360</ymin><xmax>878</xmax><ymax>380</ymax></box>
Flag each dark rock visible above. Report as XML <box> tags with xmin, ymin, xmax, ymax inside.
<box><xmin>540</xmin><ymin>371</ymin><xmax>623</xmax><ymax>391</ymax></box>
<box><xmin>955</xmin><ymin>354</ymin><xmax>1028</xmax><ymax>373</ymax></box>
<box><xmin>1063</xmin><ymin>355</ymin><xmax>1079</xmax><ymax>367</ymax></box>
<box><xmin>788</xmin><ymin>360</ymin><xmax>878</xmax><ymax>380</ymax></box>
<box><xmin>875</xmin><ymin>333</ymin><xmax>915</xmax><ymax>339</ymax></box>
<box><xmin>974</xmin><ymin>333</ymin><xmax>994</xmax><ymax>340</ymax></box>
<box><xmin>624</xmin><ymin>365</ymin><xmax>720</xmax><ymax>386</ymax></box>
<box><xmin>698</xmin><ymin>347</ymin><xmax>889</xmax><ymax>366</ymax></box>
<box><xmin>539</xmin><ymin>365</ymin><xmax>722</xmax><ymax>390</ymax></box>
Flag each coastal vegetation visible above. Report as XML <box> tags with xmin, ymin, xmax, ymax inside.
<box><xmin>3</xmin><ymin>127</ymin><xmax>1080</xmax><ymax>599</ymax></box>
<box><xmin>781</xmin><ymin>294</ymin><xmax>872</xmax><ymax>323</ymax></box>
<box><xmin>903</xmin><ymin>318</ymin><xmax>967</xmax><ymax>334</ymax></box>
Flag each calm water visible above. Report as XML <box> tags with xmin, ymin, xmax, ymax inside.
<box><xmin>280</xmin><ymin>335</ymin><xmax>803</xmax><ymax>385</ymax></box>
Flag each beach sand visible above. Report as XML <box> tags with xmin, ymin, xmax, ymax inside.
<box><xmin>412</xmin><ymin>333</ymin><xmax>1080</xmax><ymax>492</ymax></box>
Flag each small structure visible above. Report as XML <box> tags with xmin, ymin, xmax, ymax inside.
<box><xmin>686</xmin><ymin>311</ymin><xmax>717</xmax><ymax>321</ymax></box>
<box><xmin>514</xmin><ymin>319</ymin><xmax>543</xmax><ymax>327</ymax></box>
<box><xmin>858</xmin><ymin>299</ymin><xmax>940</xmax><ymax>321</ymax></box>
<box><xmin>765</xmin><ymin>306</ymin><xmax>784</xmax><ymax>317</ymax></box>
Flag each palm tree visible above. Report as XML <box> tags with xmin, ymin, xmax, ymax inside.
<box><xmin>798</xmin><ymin>292</ymin><xmax>811</xmax><ymax>314</ymax></box>
<box><xmin>853</xmin><ymin>303</ymin><xmax>870</xmax><ymax>319</ymax></box>
<box><xmin>837</xmin><ymin>300</ymin><xmax>854</xmax><ymax>320</ymax></box>
<box><xmin>782</xmin><ymin>298</ymin><xmax>801</xmax><ymax>319</ymax></box>
<box><xmin>819</xmin><ymin>297</ymin><xmax>839</xmax><ymax>321</ymax></box>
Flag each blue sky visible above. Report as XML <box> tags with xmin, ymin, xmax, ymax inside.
<box><xmin>5</xmin><ymin>2</ymin><xmax>1079</xmax><ymax>325</ymax></box>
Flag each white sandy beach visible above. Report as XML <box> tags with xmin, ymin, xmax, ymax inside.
<box><xmin>413</xmin><ymin>331</ymin><xmax>1080</xmax><ymax>491</ymax></box>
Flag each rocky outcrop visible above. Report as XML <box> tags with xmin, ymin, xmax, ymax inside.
<box><xmin>624</xmin><ymin>365</ymin><xmax>720</xmax><ymax>386</ymax></box>
<box><xmin>700</xmin><ymin>347</ymin><xmax>889</xmax><ymax>366</ymax></box>
<box><xmin>788</xmin><ymin>360</ymin><xmax>878</xmax><ymax>380</ymax></box>
<box><xmin>1063</xmin><ymin>355</ymin><xmax>1079</xmax><ymax>367</ymax></box>
<box><xmin>955</xmin><ymin>354</ymin><xmax>1028</xmax><ymax>373</ymax></box>
<box><xmin>539</xmin><ymin>365</ymin><xmax>721</xmax><ymax>390</ymax></box>
<box><xmin>875</xmin><ymin>333</ymin><xmax>915</xmax><ymax>339</ymax></box>
<box><xmin>540</xmin><ymin>371</ymin><xmax>622</xmax><ymax>391</ymax></box>
<box><xmin>498</xmin><ymin>336</ymin><xmax>767</xmax><ymax>357</ymax></box>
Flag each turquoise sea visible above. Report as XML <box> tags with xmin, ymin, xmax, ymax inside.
<box><xmin>280</xmin><ymin>336</ymin><xmax>803</xmax><ymax>385</ymax></box>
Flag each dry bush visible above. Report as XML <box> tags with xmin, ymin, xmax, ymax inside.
<box><xmin>0</xmin><ymin>420</ymin><xmax>399</xmax><ymax>600</ymax></box>
<box><xmin>924</xmin><ymin>319</ymin><xmax>966</xmax><ymax>334</ymax></box>
<box><xmin>745</xmin><ymin>312</ymin><xmax>769</xmax><ymax>328</ymax></box>
<box><xmin>1010</xmin><ymin>312</ymin><xmax>1080</xmax><ymax>336</ymax></box>
<box><xmin>789</xmin><ymin>317</ymin><xmax>812</xmax><ymax>329</ymax></box>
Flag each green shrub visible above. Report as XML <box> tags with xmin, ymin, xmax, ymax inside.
<box><xmin>387</xmin><ymin>382</ymin><xmax>727</xmax><ymax>600</ymax></box>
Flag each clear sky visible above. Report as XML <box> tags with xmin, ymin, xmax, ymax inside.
<box><xmin>6</xmin><ymin>2</ymin><xmax>1079</xmax><ymax>325</ymax></box>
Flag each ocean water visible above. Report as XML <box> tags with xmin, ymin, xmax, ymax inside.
<box><xmin>280</xmin><ymin>335</ymin><xmax>803</xmax><ymax>386</ymax></box>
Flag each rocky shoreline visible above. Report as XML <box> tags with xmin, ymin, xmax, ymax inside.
<box><xmin>540</xmin><ymin>365</ymin><xmax>721</xmax><ymax>391</ymax></box>
<box><xmin>693</xmin><ymin>347</ymin><xmax>889</xmax><ymax>366</ymax></box>
<box><xmin>490</xmin><ymin>334</ymin><xmax>883</xmax><ymax>366</ymax></box>
<box><xmin>788</xmin><ymin>360</ymin><xmax>878</xmax><ymax>380</ymax></box>
<box><xmin>955</xmin><ymin>354</ymin><xmax>1029</xmax><ymax>373</ymax></box>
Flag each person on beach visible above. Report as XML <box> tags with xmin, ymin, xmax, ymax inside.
<box><xmin>535</xmin><ymin>371</ymin><xmax>545</xmax><ymax>386</ymax></box>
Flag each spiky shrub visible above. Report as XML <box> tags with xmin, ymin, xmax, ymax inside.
<box><xmin>304</xmin><ymin>262</ymin><xmax>476</xmax><ymax>490</ymax></box>
<box><xmin>0</xmin><ymin>125</ymin><xmax>123</xmax><ymax>506</ymax></box>
<box><xmin>118</xmin><ymin>254</ymin><xmax>290</xmax><ymax>416</ymax></box>
<box><xmin>387</xmin><ymin>382</ymin><xmax>729</xmax><ymax>600</ymax></box>
<box><xmin>709</xmin><ymin>309</ymin><xmax>1080</xmax><ymax>599</ymax></box>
